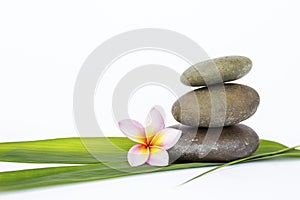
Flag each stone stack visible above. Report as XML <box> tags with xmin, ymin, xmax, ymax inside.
<box><xmin>168</xmin><ymin>56</ymin><xmax>260</xmax><ymax>162</ymax></box>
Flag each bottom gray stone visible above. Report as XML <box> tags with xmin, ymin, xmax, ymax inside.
<box><xmin>168</xmin><ymin>124</ymin><xmax>259</xmax><ymax>163</ymax></box>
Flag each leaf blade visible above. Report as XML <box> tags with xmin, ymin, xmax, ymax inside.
<box><xmin>0</xmin><ymin>162</ymin><xmax>220</xmax><ymax>191</ymax></box>
<box><xmin>0</xmin><ymin>137</ymin><xmax>300</xmax><ymax>191</ymax></box>
<box><xmin>1</xmin><ymin>138</ymin><xmax>297</xmax><ymax>164</ymax></box>
<box><xmin>0</xmin><ymin>137</ymin><xmax>135</xmax><ymax>164</ymax></box>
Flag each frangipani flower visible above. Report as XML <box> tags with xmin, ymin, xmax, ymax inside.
<box><xmin>118</xmin><ymin>107</ymin><xmax>182</xmax><ymax>167</ymax></box>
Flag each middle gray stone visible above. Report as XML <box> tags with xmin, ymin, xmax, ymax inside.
<box><xmin>172</xmin><ymin>83</ymin><xmax>260</xmax><ymax>127</ymax></box>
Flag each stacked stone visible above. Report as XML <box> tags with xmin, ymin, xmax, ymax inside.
<box><xmin>168</xmin><ymin>56</ymin><xmax>260</xmax><ymax>162</ymax></box>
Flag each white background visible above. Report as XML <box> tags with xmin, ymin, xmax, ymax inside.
<box><xmin>1</xmin><ymin>0</ymin><xmax>300</xmax><ymax>199</ymax></box>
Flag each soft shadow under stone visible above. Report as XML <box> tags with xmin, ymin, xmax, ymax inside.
<box><xmin>168</xmin><ymin>124</ymin><xmax>259</xmax><ymax>163</ymax></box>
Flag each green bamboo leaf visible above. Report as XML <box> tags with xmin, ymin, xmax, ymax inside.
<box><xmin>0</xmin><ymin>162</ymin><xmax>219</xmax><ymax>192</ymax></box>
<box><xmin>0</xmin><ymin>138</ymin><xmax>295</xmax><ymax>164</ymax></box>
<box><xmin>253</xmin><ymin>139</ymin><xmax>288</xmax><ymax>154</ymax></box>
<box><xmin>0</xmin><ymin>138</ymin><xmax>300</xmax><ymax>191</ymax></box>
<box><xmin>1</xmin><ymin>146</ymin><xmax>299</xmax><ymax>192</ymax></box>
<box><xmin>0</xmin><ymin>137</ymin><xmax>135</xmax><ymax>164</ymax></box>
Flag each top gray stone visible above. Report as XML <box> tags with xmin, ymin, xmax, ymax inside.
<box><xmin>181</xmin><ymin>56</ymin><xmax>252</xmax><ymax>86</ymax></box>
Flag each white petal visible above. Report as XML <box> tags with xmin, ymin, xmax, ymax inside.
<box><xmin>127</xmin><ymin>144</ymin><xmax>149</xmax><ymax>167</ymax></box>
<box><xmin>147</xmin><ymin>147</ymin><xmax>169</xmax><ymax>166</ymax></box>
<box><xmin>145</xmin><ymin>107</ymin><xmax>165</xmax><ymax>141</ymax></box>
<box><xmin>150</xmin><ymin>128</ymin><xmax>182</xmax><ymax>150</ymax></box>
<box><xmin>118</xmin><ymin>119</ymin><xmax>146</xmax><ymax>144</ymax></box>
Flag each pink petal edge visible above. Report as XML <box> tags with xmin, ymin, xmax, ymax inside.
<box><xmin>118</xmin><ymin>119</ymin><xmax>146</xmax><ymax>144</ymax></box>
<box><xmin>147</xmin><ymin>146</ymin><xmax>169</xmax><ymax>166</ymax></box>
<box><xmin>127</xmin><ymin>144</ymin><xmax>149</xmax><ymax>167</ymax></box>
<box><xmin>150</xmin><ymin>128</ymin><xmax>182</xmax><ymax>150</ymax></box>
<box><xmin>145</xmin><ymin>107</ymin><xmax>165</xmax><ymax>142</ymax></box>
